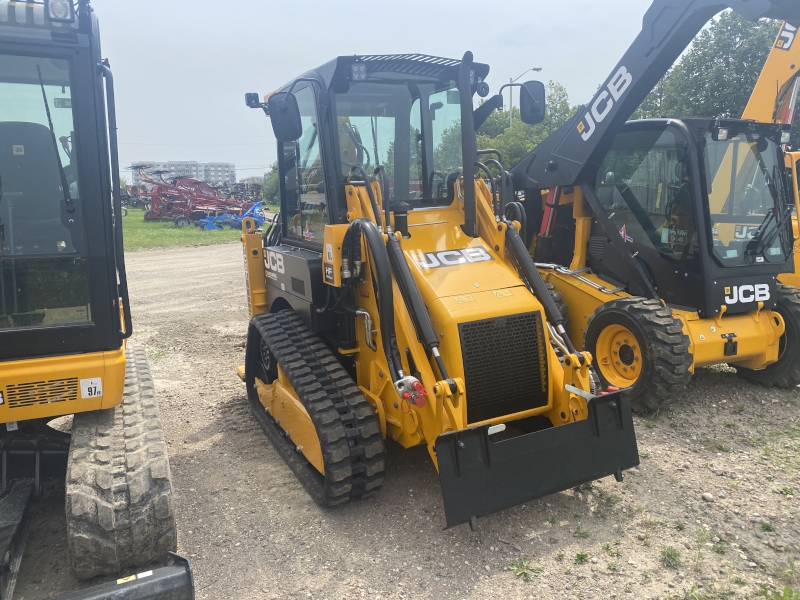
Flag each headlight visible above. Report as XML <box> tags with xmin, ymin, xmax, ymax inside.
<box><xmin>45</xmin><ymin>0</ymin><xmax>75</xmax><ymax>23</ymax></box>
<box><xmin>716</xmin><ymin>128</ymin><xmax>729</xmax><ymax>141</ymax></box>
<box><xmin>781</xmin><ymin>131</ymin><xmax>791</xmax><ymax>145</ymax></box>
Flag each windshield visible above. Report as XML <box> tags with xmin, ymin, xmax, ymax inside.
<box><xmin>705</xmin><ymin>131</ymin><xmax>791</xmax><ymax>266</ymax></box>
<box><xmin>0</xmin><ymin>53</ymin><xmax>90</xmax><ymax>330</ymax></box>
<box><xmin>333</xmin><ymin>79</ymin><xmax>463</xmax><ymax>208</ymax></box>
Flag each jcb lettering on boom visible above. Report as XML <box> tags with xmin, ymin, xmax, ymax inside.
<box><xmin>776</xmin><ymin>22</ymin><xmax>796</xmax><ymax>51</ymax></box>
<box><xmin>576</xmin><ymin>66</ymin><xmax>633</xmax><ymax>141</ymax></box>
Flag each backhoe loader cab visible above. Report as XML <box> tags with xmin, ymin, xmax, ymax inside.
<box><xmin>241</xmin><ymin>53</ymin><xmax>639</xmax><ymax>529</ymax></box>
<box><xmin>0</xmin><ymin>1</ymin><xmax>191</xmax><ymax>596</ymax></box>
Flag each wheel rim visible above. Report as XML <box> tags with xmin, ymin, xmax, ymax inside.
<box><xmin>595</xmin><ymin>324</ymin><xmax>642</xmax><ymax>388</ymax></box>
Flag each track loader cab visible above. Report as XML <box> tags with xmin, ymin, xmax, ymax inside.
<box><xmin>242</xmin><ymin>53</ymin><xmax>639</xmax><ymax>529</ymax></box>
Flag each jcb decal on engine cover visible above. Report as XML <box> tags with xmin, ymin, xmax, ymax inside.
<box><xmin>776</xmin><ymin>22</ymin><xmax>796</xmax><ymax>51</ymax></box>
<box><xmin>264</xmin><ymin>250</ymin><xmax>285</xmax><ymax>274</ymax></box>
<box><xmin>724</xmin><ymin>284</ymin><xmax>770</xmax><ymax>305</ymax></box>
<box><xmin>734</xmin><ymin>225</ymin><xmax>759</xmax><ymax>239</ymax></box>
<box><xmin>576</xmin><ymin>66</ymin><xmax>633</xmax><ymax>141</ymax></box>
<box><xmin>411</xmin><ymin>247</ymin><xmax>494</xmax><ymax>270</ymax></box>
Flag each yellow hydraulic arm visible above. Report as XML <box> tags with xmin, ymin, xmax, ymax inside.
<box><xmin>742</xmin><ymin>21</ymin><xmax>800</xmax><ymax>125</ymax></box>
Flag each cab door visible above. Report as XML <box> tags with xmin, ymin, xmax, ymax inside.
<box><xmin>0</xmin><ymin>47</ymin><xmax>119</xmax><ymax>360</ymax></box>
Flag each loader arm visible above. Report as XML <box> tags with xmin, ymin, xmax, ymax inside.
<box><xmin>510</xmin><ymin>0</ymin><xmax>800</xmax><ymax>192</ymax></box>
<box><xmin>742</xmin><ymin>20</ymin><xmax>800</xmax><ymax>126</ymax></box>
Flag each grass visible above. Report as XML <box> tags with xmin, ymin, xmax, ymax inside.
<box><xmin>675</xmin><ymin>522</ymin><xmax>686</xmax><ymax>531</ymax></box>
<box><xmin>732</xmin><ymin>406</ymin><xmax>745</xmax><ymax>414</ymax></box>
<box><xmin>661</xmin><ymin>546</ymin><xmax>682</xmax><ymax>569</ymax></box>
<box><xmin>122</xmin><ymin>208</ymin><xmax>243</xmax><ymax>252</ymax></box>
<box><xmin>556</xmin><ymin>552</ymin><xmax>565</xmax><ymax>562</ymax></box>
<box><xmin>574</xmin><ymin>551</ymin><xmax>589</xmax><ymax>565</ymax></box>
<box><xmin>509</xmin><ymin>555</ymin><xmax>542</xmax><ymax>580</ymax></box>
<box><xmin>781</xmin><ymin>487</ymin><xmax>795</xmax><ymax>496</ymax></box>
<box><xmin>762</xmin><ymin>522</ymin><xmax>775</xmax><ymax>532</ymax></box>
<box><xmin>760</xmin><ymin>586</ymin><xmax>800</xmax><ymax>599</ymax></box>
<box><xmin>573</xmin><ymin>526</ymin><xmax>590</xmax><ymax>538</ymax></box>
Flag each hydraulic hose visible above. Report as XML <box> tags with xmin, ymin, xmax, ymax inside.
<box><xmin>349</xmin><ymin>166</ymin><xmax>382</xmax><ymax>229</ymax></box>
<box><xmin>342</xmin><ymin>219</ymin><xmax>403</xmax><ymax>380</ymax></box>
<box><xmin>505</xmin><ymin>221</ymin><xmax>583</xmax><ymax>362</ymax></box>
<box><xmin>385</xmin><ymin>232</ymin><xmax>456</xmax><ymax>390</ymax></box>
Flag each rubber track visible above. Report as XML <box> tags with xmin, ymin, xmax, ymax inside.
<box><xmin>248</xmin><ymin>310</ymin><xmax>385</xmax><ymax>506</ymax></box>
<box><xmin>66</xmin><ymin>345</ymin><xmax>177</xmax><ymax>580</ymax></box>
<box><xmin>586</xmin><ymin>297</ymin><xmax>693</xmax><ymax>412</ymax></box>
<box><xmin>736</xmin><ymin>284</ymin><xmax>800</xmax><ymax>388</ymax></box>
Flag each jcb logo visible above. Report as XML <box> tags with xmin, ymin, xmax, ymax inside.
<box><xmin>776</xmin><ymin>22</ymin><xmax>796</xmax><ymax>51</ymax></box>
<box><xmin>724</xmin><ymin>284</ymin><xmax>770</xmax><ymax>305</ymax></box>
<box><xmin>411</xmin><ymin>247</ymin><xmax>494</xmax><ymax>270</ymax></box>
<box><xmin>265</xmin><ymin>250</ymin><xmax>285</xmax><ymax>274</ymax></box>
<box><xmin>733</xmin><ymin>225</ymin><xmax>759</xmax><ymax>240</ymax></box>
<box><xmin>577</xmin><ymin>66</ymin><xmax>633</xmax><ymax>141</ymax></box>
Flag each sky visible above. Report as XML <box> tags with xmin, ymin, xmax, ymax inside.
<box><xmin>91</xmin><ymin>0</ymin><xmax>657</xmax><ymax>181</ymax></box>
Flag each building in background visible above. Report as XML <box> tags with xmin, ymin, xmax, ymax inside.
<box><xmin>131</xmin><ymin>161</ymin><xmax>237</xmax><ymax>186</ymax></box>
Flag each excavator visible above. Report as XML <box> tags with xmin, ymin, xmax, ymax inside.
<box><xmin>742</xmin><ymin>19</ymin><xmax>800</xmax><ymax>289</ymax></box>
<box><xmin>510</xmin><ymin>0</ymin><xmax>800</xmax><ymax>412</ymax></box>
<box><xmin>241</xmin><ymin>53</ymin><xmax>640</xmax><ymax>529</ymax></box>
<box><xmin>0</xmin><ymin>1</ymin><xmax>192</xmax><ymax>597</ymax></box>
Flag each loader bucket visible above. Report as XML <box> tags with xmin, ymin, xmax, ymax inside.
<box><xmin>435</xmin><ymin>390</ymin><xmax>639</xmax><ymax>529</ymax></box>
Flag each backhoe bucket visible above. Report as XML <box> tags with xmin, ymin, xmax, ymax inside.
<box><xmin>435</xmin><ymin>390</ymin><xmax>639</xmax><ymax>529</ymax></box>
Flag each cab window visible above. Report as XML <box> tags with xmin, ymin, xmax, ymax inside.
<box><xmin>596</xmin><ymin>127</ymin><xmax>700</xmax><ymax>273</ymax></box>
<box><xmin>281</xmin><ymin>86</ymin><xmax>327</xmax><ymax>246</ymax></box>
<box><xmin>0</xmin><ymin>53</ymin><xmax>90</xmax><ymax>330</ymax></box>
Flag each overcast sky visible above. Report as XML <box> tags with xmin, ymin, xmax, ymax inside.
<box><xmin>92</xmin><ymin>0</ymin><xmax>657</xmax><ymax>180</ymax></box>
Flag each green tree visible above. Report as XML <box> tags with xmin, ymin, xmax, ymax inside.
<box><xmin>476</xmin><ymin>81</ymin><xmax>576</xmax><ymax>168</ymax></box>
<box><xmin>632</xmin><ymin>11</ymin><xmax>782</xmax><ymax>120</ymax></box>
<box><xmin>262</xmin><ymin>161</ymin><xmax>279</xmax><ymax>206</ymax></box>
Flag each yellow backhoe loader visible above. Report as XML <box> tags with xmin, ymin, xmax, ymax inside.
<box><xmin>509</xmin><ymin>0</ymin><xmax>800</xmax><ymax>412</ymax></box>
<box><xmin>0</xmin><ymin>1</ymin><xmax>192</xmax><ymax>597</ymax></box>
<box><xmin>241</xmin><ymin>53</ymin><xmax>640</xmax><ymax>529</ymax></box>
<box><xmin>742</xmin><ymin>19</ymin><xmax>800</xmax><ymax>289</ymax></box>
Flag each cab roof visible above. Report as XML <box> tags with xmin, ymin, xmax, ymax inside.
<box><xmin>280</xmin><ymin>53</ymin><xmax>490</xmax><ymax>93</ymax></box>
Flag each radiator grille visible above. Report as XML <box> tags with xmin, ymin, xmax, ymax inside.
<box><xmin>5</xmin><ymin>378</ymin><xmax>79</xmax><ymax>408</ymax></box>
<box><xmin>291</xmin><ymin>276</ymin><xmax>306</xmax><ymax>297</ymax></box>
<box><xmin>459</xmin><ymin>312</ymin><xmax>548</xmax><ymax>423</ymax></box>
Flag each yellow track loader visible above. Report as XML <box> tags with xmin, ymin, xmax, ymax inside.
<box><xmin>509</xmin><ymin>0</ymin><xmax>800</xmax><ymax>413</ymax></box>
<box><xmin>0</xmin><ymin>1</ymin><xmax>191</xmax><ymax>597</ymax></box>
<box><xmin>241</xmin><ymin>53</ymin><xmax>639</xmax><ymax>529</ymax></box>
<box><xmin>742</xmin><ymin>19</ymin><xmax>800</xmax><ymax>289</ymax></box>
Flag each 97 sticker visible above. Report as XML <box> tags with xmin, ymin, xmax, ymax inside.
<box><xmin>80</xmin><ymin>378</ymin><xmax>103</xmax><ymax>399</ymax></box>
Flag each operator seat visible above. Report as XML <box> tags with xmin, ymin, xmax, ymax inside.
<box><xmin>0</xmin><ymin>122</ymin><xmax>76</xmax><ymax>255</ymax></box>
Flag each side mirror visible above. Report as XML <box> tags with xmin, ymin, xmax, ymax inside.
<box><xmin>267</xmin><ymin>91</ymin><xmax>303</xmax><ymax>142</ymax></box>
<box><xmin>519</xmin><ymin>81</ymin><xmax>546</xmax><ymax>125</ymax></box>
<box><xmin>245</xmin><ymin>93</ymin><xmax>261</xmax><ymax>108</ymax></box>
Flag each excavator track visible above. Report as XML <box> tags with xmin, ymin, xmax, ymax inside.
<box><xmin>66</xmin><ymin>345</ymin><xmax>177</xmax><ymax>580</ymax></box>
<box><xmin>245</xmin><ymin>310</ymin><xmax>385</xmax><ymax>506</ymax></box>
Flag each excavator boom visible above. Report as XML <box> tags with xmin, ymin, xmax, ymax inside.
<box><xmin>511</xmin><ymin>0</ymin><xmax>800</xmax><ymax>192</ymax></box>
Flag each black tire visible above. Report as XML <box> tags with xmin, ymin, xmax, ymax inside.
<box><xmin>584</xmin><ymin>297</ymin><xmax>693</xmax><ymax>412</ymax></box>
<box><xmin>143</xmin><ymin>210</ymin><xmax>156</xmax><ymax>221</ymax></box>
<box><xmin>245</xmin><ymin>310</ymin><xmax>385</xmax><ymax>506</ymax></box>
<box><xmin>66</xmin><ymin>345</ymin><xmax>176</xmax><ymax>580</ymax></box>
<box><xmin>173</xmin><ymin>216</ymin><xmax>190</xmax><ymax>228</ymax></box>
<box><xmin>736</xmin><ymin>285</ymin><xmax>800</xmax><ymax>388</ymax></box>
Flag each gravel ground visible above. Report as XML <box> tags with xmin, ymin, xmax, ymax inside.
<box><xmin>14</xmin><ymin>242</ymin><xmax>800</xmax><ymax>600</ymax></box>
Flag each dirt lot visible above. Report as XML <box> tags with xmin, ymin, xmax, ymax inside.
<box><xmin>15</xmin><ymin>242</ymin><xmax>800</xmax><ymax>600</ymax></box>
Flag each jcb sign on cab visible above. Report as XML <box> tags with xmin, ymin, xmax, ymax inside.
<box><xmin>724</xmin><ymin>284</ymin><xmax>770</xmax><ymax>305</ymax></box>
<box><xmin>265</xmin><ymin>250</ymin><xmax>285</xmax><ymax>274</ymax></box>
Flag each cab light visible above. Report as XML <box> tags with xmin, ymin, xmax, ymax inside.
<box><xmin>46</xmin><ymin>0</ymin><xmax>75</xmax><ymax>23</ymax></box>
<box><xmin>716</xmin><ymin>128</ymin><xmax>729</xmax><ymax>141</ymax></box>
<box><xmin>781</xmin><ymin>131</ymin><xmax>791</xmax><ymax>145</ymax></box>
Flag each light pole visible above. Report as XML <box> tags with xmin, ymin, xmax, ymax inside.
<box><xmin>509</xmin><ymin>67</ymin><xmax>542</xmax><ymax>127</ymax></box>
